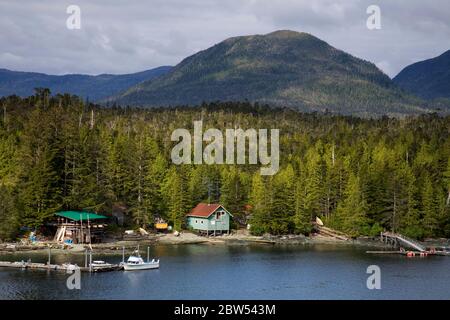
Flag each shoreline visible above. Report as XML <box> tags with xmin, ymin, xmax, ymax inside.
<box><xmin>0</xmin><ymin>232</ymin><xmax>393</xmax><ymax>255</ymax></box>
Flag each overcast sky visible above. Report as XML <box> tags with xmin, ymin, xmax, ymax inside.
<box><xmin>0</xmin><ymin>0</ymin><xmax>449</xmax><ymax>78</ymax></box>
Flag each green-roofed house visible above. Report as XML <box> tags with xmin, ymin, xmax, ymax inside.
<box><xmin>54</xmin><ymin>211</ymin><xmax>109</xmax><ymax>244</ymax></box>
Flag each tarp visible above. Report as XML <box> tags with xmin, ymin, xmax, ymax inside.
<box><xmin>55</xmin><ymin>211</ymin><xmax>108</xmax><ymax>221</ymax></box>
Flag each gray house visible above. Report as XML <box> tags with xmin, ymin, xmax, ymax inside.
<box><xmin>186</xmin><ymin>203</ymin><xmax>233</xmax><ymax>236</ymax></box>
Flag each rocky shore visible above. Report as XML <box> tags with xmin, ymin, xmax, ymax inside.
<box><xmin>0</xmin><ymin>230</ymin><xmax>396</xmax><ymax>255</ymax></box>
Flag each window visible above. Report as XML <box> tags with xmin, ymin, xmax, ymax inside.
<box><xmin>216</xmin><ymin>210</ymin><xmax>225</xmax><ymax>219</ymax></box>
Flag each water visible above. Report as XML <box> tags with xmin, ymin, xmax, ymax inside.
<box><xmin>0</xmin><ymin>244</ymin><xmax>449</xmax><ymax>300</ymax></box>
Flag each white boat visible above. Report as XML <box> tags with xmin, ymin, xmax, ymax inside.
<box><xmin>121</xmin><ymin>248</ymin><xmax>160</xmax><ymax>271</ymax></box>
<box><xmin>62</xmin><ymin>263</ymin><xmax>78</xmax><ymax>273</ymax></box>
<box><xmin>122</xmin><ymin>256</ymin><xmax>159</xmax><ymax>271</ymax></box>
<box><xmin>91</xmin><ymin>260</ymin><xmax>114</xmax><ymax>268</ymax></box>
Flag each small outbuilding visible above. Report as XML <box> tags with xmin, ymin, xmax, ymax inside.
<box><xmin>53</xmin><ymin>211</ymin><xmax>108</xmax><ymax>244</ymax></box>
<box><xmin>186</xmin><ymin>203</ymin><xmax>233</xmax><ymax>236</ymax></box>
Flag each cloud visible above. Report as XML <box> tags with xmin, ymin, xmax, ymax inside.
<box><xmin>0</xmin><ymin>0</ymin><xmax>449</xmax><ymax>77</ymax></box>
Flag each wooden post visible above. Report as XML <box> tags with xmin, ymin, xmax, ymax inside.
<box><xmin>147</xmin><ymin>247</ymin><xmax>149</xmax><ymax>263</ymax></box>
<box><xmin>122</xmin><ymin>246</ymin><xmax>125</xmax><ymax>263</ymax></box>
<box><xmin>85</xmin><ymin>249</ymin><xmax>88</xmax><ymax>268</ymax></box>
<box><xmin>47</xmin><ymin>247</ymin><xmax>51</xmax><ymax>265</ymax></box>
<box><xmin>89</xmin><ymin>250</ymin><xmax>92</xmax><ymax>272</ymax></box>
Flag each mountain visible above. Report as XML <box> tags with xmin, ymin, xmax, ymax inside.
<box><xmin>393</xmin><ymin>50</ymin><xmax>450</xmax><ymax>100</ymax></box>
<box><xmin>0</xmin><ymin>66</ymin><xmax>172</xmax><ymax>101</ymax></box>
<box><xmin>110</xmin><ymin>30</ymin><xmax>427</xmax><ymax>117</ymax></box>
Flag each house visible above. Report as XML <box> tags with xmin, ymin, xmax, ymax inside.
<box><xmin>186</xmin><ymin>203</ymin><xmax>233</xmax><ymax>236</ymax></box>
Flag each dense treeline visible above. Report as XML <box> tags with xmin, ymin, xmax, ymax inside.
<box><xmin>0</xmin><ymin>90</ymin><xmax>449</xmax><ymax>240</ymax></box>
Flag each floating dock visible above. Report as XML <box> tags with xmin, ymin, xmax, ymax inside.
<box><xmin>0</xmin><ymin>260</ymin><xmax>122</xmax><ymax>272</ymax></box>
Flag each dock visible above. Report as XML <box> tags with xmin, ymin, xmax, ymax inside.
<box><xmin>381</xmin><ymin>232</ymin><xmax>426</xmax><ymax>252</ymax></box>
<box><xmin>367</xmin><ymin>232</ymin><xmax>450</xmax><ymax>257</ymax></box>
<box><xmin>0</xmin><ymin>260</ymin><xmax>122</xmax><ymax>273</ymax></box>
<box><xmin>0</xmin><ymin>261</ymin><xmax>66</xmax><ymax>271</ymax></box>
<box><xmin>0</xmin><ymin>245</ymin><xmax>160</xmax><ymax>273</ymax></box>
<box><xmin>366</xmin><ymin>250</ymin><xmax>432</xmax><ymax>257</ymax></box>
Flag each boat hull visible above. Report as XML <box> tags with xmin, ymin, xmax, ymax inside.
<box><xmin>123</xmin><ymin>262</ymin><xmax>159</xmax><ymax>271</ymax></box>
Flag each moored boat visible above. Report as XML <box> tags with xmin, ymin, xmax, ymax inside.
<box><xmin>91</xmin><ymin>260</ymin><xmax>114</xmax><ymax>268</ymax></box>
<box><xmin>121</xmin><ymin>247</ymin><xmax>160</xmax><ymax>271</ymax></box>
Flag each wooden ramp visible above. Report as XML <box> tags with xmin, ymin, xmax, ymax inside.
<box><xmin>314</xmin><ymin>224</ymin><xmax>349</xmax><ymax>241</ymax></box>
<box><xmin>381</xmin><ymin>232</ymin><xmax>426</xmax><ymax>252</ymax></box>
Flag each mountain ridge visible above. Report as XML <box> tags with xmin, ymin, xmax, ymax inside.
<box><xmin>393</xmin><ymin>50</ymin><xmax>450</xmax><ymax>100</ymax></box>
<box><xmin>109</xmin><ymin>30</ymin><xmax>428</xmax><ymax>117</ymax></box>
<box><xmin>0</xmin><ymin>66</ymin><xmax>173</xmax><ymax>101</ymax></box>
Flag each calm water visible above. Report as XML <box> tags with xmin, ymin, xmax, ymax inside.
<box><xmin>0</xmin><ymin>244</ymin><xmax>449</xmax><ymax>300</ymax></box>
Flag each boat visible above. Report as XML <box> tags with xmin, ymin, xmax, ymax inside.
<box><xmin>122</xmin><ymin>256</ymin><xmax>159</xmax><ymax>271</ymax></box>
<box><xmin>91</xmin><ymin>260</ymin><xmax>114</xmax><ymax>268</ymax></box>
<box><xmin>121</xmin><ymin>247</ymin><xmax>159</xmax><ymax>271</ymax></box>
<box><xmin>62</xmin><ymin>263</ymin><xmax>78</xmax><ymax>273</ymax></box>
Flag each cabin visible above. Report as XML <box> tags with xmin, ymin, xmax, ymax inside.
<box><xmin>186</xmin><ymin>203</ymin><xmax>233</xmax><ymax>236</ymax></box>
<box><xmin>53</xmin><ymin>211</ymin><xmax>108</xmax><ymax>244</ymax></box>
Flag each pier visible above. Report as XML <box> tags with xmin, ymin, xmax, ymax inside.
<box><xmin>380</xmin><ymin>232</ymin><xmax>426</xmax><ymax>252</ymax></box>
<box><xmin>367</xmin><ymin>232</ymin><xmax>450</xmax><ymax>257</ymax></box>
<box><xmin>0</xmin><ymin>248</ymin><xmax>122</xmax><ymax>273</ymax></box>
<box><xmin>0</xmin><ymin>260</ymin><xmax>122</xmax><ymax>272</ymax></box>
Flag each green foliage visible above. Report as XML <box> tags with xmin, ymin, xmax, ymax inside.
<box><xmin>334</xmin><ymin>173</ymin><xmax>368</xmax><ymax>237</ymax></box>
<box><xmin>0</xmin><ymin>185</ymin><xmax>19</xmax><ymax>240</ymax></box>
<box><xmin>162</xmin><ymin>167</ymin><xmax>190</xmax><ymax>231</ymax></box>
<box><xmin>0</xmin><ymin>93</ymin><xmax>449</xmax><ymax>240</ymax></box>
<box><xmin>220</xmin><ymin>166</ymin><xmax>247</xmax><ymax>224</ymax></box>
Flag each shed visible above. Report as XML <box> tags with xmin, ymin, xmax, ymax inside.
<box><xmin>54</xmin><ymin>211</ymin><xmax>108</xmax><ymax>244</ymax></box>
<box><xmin>186</xmin><ymin>203</ymin><xmax>233</xmax><ymax>236</ymax></box>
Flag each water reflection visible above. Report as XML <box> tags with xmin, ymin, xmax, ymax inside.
<box><xmin>0</xmin><ymin>244</ymin><xmax>449</xmax><ymax>300</ymax></box>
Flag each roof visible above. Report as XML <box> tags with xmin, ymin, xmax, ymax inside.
<box><xmin>187</xmin><ymin>203</ymin><xmax>233</xmax><ymax>218</ymax></box>
<box><xmin>55</xmin><ymin>211</ymin><xmax>108</xmax><ymax>221</ymax></box>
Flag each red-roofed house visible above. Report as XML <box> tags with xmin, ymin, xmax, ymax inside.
<box><xmin>186</xmin><ymin>203</ymin><xmax>233</xmax><ymax>235</ymax></box>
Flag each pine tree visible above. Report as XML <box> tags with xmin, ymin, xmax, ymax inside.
<box><xmin>395</xmin><ymin>162</ymin><xmax>422</xmax><ymax>238</ymax></box>
<box><xmin>271</xmin><ymin>165</ymin><xmax>295</xmax><ymax>234</ymax></box>
<box><xmin>422</xmin><ymin>174</ymin><xmax>439</xmax><ymax>237</ymax></box>
<box><xmin>303</xmin><ymin>147</ymin><xmax>324</xmax><ymax>223</ymax></box>
<box><xmin>294</xmin><ymin>177</ymin><xmax>313</xmax><ymax>235</ymax></box>
<box><xmin>249</xmin><ymin>172</ymin><xmax>269</xmax><ymax>235</ymax></box>
<box><xmin>19</xmin><ymin>107</ymin><xmax>62</xmax><ymax>227</ymax></box>
<box><xmin>220</xmin><ymin>166</ymin><xmax>246</xmax><ymax>225</ymax></box>
<box><xmin>0</xmin><ymin>132</ymin><xmax>19</xmax><ymax>187</ymax></box>
<box><xmin>162</xmin><ymin>167</ymin><xmax>190</xmax><ymax>231</ymax></box>
<box><xmin>189</xmin><ymin>165</ymin><xmax>210</xmax><ymax>206</ymax></box>
<box><xmin>0</xmin><ymin>185</ymin><xmax>19</xmax><ymax>240</ymax></box>
<box><xmin>335</xmin><ymin>173</ymin><xmax>368</xmax><ymax>237</ymax></box>
<box><xmin>144</xmin><ymin>152</ymin><xmax>168</xmax><ymax>221</ymax></box>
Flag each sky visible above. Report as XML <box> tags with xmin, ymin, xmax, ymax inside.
<box><xmin>0</xmin><ymin>0</ymin><xmax>449</xmax><ymax>78</ymax></box>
